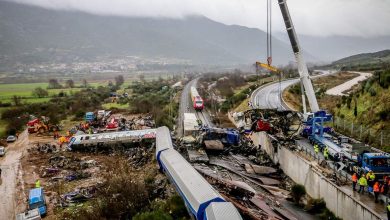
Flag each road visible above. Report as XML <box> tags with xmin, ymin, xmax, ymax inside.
<box><xmin>250</xmin><ymin>70</ymin><xmax>336</xmax><ymax>110</ymax></box>
<box><xmin>326</xmin><ymin>71</ymin><xmax>372</xmax><ymax>96</ymax></box>
<box><xmin>250</xmin><ymin>70</ymin><xmax>387</xmax><ymax>218</ymax></box>
<box><xmin>0</xmin><ymin>130</ymin><xmax>28</xmax><ymax>220</ymax></box>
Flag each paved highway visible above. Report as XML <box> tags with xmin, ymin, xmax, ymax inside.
<box><xmin>250</xmin><ymin>69</ymin><xmax>387</xmax><ymax>218</ymax></box>
<box><xmin>250</xmin><ymin>70</ymin><xmax>336</xmax><ymax>110</ymax></box>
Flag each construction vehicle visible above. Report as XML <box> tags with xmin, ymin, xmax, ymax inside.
<box><xmin>28</xmin><ymin>187</ymin><xmax>47</xmax><ymax>216</ymax></box>
<box><xmin>27</xmin><ymin>116</ymin><xmax>61</xmax><ymax>134</ymax></box>
<box><xmin>105</xmin><ymin>117</ymin><xmax>119</xmax><ymax>131</ymax></box>
<box><xmin>274</xmin><ymin>0</ymin><xmax>390</xmax><ymax>178</ymax></box>
<box><xmin>85</xmin><ymin>112</ymin><xmax>95</xmax><ymax>122</ymax></box>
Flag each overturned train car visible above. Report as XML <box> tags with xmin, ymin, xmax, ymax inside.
<box><xmin>156</xmin><ymin>126</ymin><xmax>242</xmax><ymax>220</ymax></box>
<box><xmin>67</xmin><ymin>129</ymin><xmax>156</xmax><ymax>151</ymax></box>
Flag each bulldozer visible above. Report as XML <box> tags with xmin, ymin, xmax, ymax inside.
<box><xmin>27</xmin><ymin>116</ymin><xmax>61</xmax><ymax>134</ymax></box>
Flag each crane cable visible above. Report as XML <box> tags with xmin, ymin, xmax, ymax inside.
<box><xmin>267</xmin><ymin>0</ymin><xmax>282</xmax><ymax>109</ymax></box>
<box><xmin>266</xmin><ymin>0</ymin><xmax>272</xmax><ymax>66</ymax></box>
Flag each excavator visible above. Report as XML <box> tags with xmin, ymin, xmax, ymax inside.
<box><xmin>27</xmin><ymin>116</ymin><xmax>61</xmax><ymax>134</ymax></box>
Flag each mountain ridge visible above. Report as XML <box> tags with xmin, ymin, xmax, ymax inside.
<box><xmin>0</xmin><ymin>1</ymin><xmax>298</xmax><ymax>69</ymax></box>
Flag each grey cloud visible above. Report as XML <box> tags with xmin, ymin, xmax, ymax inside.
<box><xmin>6</xmin><ymin>0</ymin><xmax>390</xmax><ymax>37</ymax></box>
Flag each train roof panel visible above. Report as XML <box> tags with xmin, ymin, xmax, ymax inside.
<box><xmin>160</xmin><ymin>149</ymin><xmax>223</xmax><ymax>212</ymax></box>
<box><xmin>205</xmin><ymin>202</ymin><xmax>243</xmax><ymax>220</ymax></box>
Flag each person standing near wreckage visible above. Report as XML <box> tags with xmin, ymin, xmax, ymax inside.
<box><xmin>352</xmin><ymin>172</ymin><xmax>358</xmax><ymax>191</ymax></box>
<box><xmin>314</xmin><ymin>144</ymin><xmax>319</xmax><ymax>155</ymax></box>
<box><xmin>358</xmin><ymin>175</ymin><xmax>367</xmax><ymax>194</ymax></box>
<box><xmin>323</xmin><ymin>147</ymin><xmax>329</xmax><ymax>160</ymax></box>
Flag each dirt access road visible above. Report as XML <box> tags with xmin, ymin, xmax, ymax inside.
<box><xmin>325</xmin><ymin>71</ymin><xmax>372</xmax><ymax>96</ymax></box>
<box><xmin>0</xmin><ymin>130</ymin><xmax>29</xmax><ymax>220</ymax></box>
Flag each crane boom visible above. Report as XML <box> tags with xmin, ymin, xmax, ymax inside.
<box><xmin>277</xmin><ymin>0</ymin><xmax>320</xmax><ymax>112</ymax></box>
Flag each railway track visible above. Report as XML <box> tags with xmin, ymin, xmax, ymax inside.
<box><xmin>195</xmin><ymin>111</ymin><xmax>210</xmax><ymax>127</ymax></box>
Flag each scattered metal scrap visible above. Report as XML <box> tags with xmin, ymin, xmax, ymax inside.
<box><xmin>194</xmin><ymin>163</ymin><xmax>296</xmax><ymax>220</ymax></box>
<box><xmin>234</xmin><ymin>109</ymin><xmax>302</xmax><ymax>140</ymax></box>
<box><xmin>59</xmin><ymin>186</ymin><xmax>98</xmax><ymax>207</ymax></box>
<box><xmin>29</xmin><ymin>143</ymin><xmax>59</xmax><ymax>154</ymax></box>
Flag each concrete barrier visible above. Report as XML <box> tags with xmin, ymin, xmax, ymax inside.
<box><xmin>251</xmin><ymin>132</ymin><xmax>279</xmax><ymax>164</ymax></box>
<box><xmin>255</xmin><ymin>130</ymin><xmax>383</xmax><ymax>220</ymax></box>
<box><xmin>228</xmin><ymin>111</ymin><xmax>383</xmax><ymax>219</ymax></box>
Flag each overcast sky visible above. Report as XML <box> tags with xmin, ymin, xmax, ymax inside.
<box><xmin>8</xmin><ymin>0</ymin><xmax>390</xmax><ymax>37</ymax></box>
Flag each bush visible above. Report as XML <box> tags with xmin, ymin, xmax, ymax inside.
<box><xmin>291</xmin><ymin>184</ymin><xmax>306</xmax><ymax>204</ymax></box>
<box><xmin>318</xmin><ymin>209</ymin><xmax>342</xmax><ymax>220</ymax></box>
<box><xmin>378</xmin><ymin>109</ymin><xmax>390</xmax><ymax>120</ymax></box>
<box><xmin>133</xmin><ymin>211</ymin><xmax>173</xmax><ymax>220</ymax></box>
<box><xmin>369</xmin><ymin>87</ymin><xmax>377</xmax><ymax>96</ymax></box>
<box><xmin>32</xmin><ymin>87</ymin><xmax>49</xmax><ymax>98</ymax></box>
<box><xmin>305</xmin><ymin>198</ymin><xmax>326</xmax><ymax>214</ymax></box>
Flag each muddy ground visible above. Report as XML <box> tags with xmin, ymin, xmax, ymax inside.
<box><xmin>0</xmin><ymin>126</ymin><xmax>169</xmax><ymax>220</ymax></box>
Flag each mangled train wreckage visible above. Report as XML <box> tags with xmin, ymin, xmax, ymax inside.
<box><xmin>67</xmin><ymin>129</ymin><xmax>156</xmax><ymax>151</ymax></box>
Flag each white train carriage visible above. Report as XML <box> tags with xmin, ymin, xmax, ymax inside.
<box><xmin>156</xmin><ymin>126</ymin><xmax>242</xmax><ymax>220</ymax></box>
<box><xmin>68</xmin><ymin>129</ymin><xmax>156</xmax><ymax>150</ymax></box>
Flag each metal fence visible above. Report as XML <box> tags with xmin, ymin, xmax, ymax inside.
<box><xmin>333</xmin><ymin>117</ymin><xmax>390</xmax><ymax>149</ymax></box>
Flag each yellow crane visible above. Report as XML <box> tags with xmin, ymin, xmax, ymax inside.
<box><xmin>255</xmin><ymin>61</ymin><xmax>280</xmax><ymax>73</ymax></box>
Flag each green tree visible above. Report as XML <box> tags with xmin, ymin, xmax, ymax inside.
<box><xmin>48</xmin><ymin>78</ymin><xmax>62</xmax><ymax>89</ymax></box>
<box><xmin>291</xmin><ymin>184</ymin><xmax>306</xmax><ymax>204</ymax></box>
<box><xmin>65</xmin><ymin>79</ymin><xmax>75</xmax><ymax>88</ymax></box>
<box><xmin>82</xmin><ymin>79</ymin><xmax>88</xmax><ymax>88</ymax></box>
<box><xmin>115</xmin><ymin>75</ymin><xmax>125</xmax><ymax>87</ymax></box>
<box><xmin>12</xmin><ymin>95</ymin><xmax>22</xmax><ymax>106</ymax></box>
<box><xmin>32</xmin><ymin>87</ymin><xmax>49</xmax><ymax>98</ymax></box>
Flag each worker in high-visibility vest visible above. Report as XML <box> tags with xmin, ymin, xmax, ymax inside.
<box><xmin>366</xmin><ymin>170</ymin><xmax>376</xmax><ymax>191</ymax></box>
<box><xmin>314</xmin><ymin>144</ymin><xmax>319</xmax><ymax>154</ymax></box>
<box><xmin>387</xmin><ymin>202</ymin><xmax>390</xmax><ymax>220</ymax></box>
<box><xmin>351</xmin><ymin>173</ymin><xmax>358</xmax><ymax>191</ymax></box>
<box><xmin>323</xmin><ymin>147</ymin><xmax>329</xmax><ymax>160</ymax></box>
<box><xmin>358</xmin><ymin>175</ymin><xmax>367</xmax><ymax>194</ymax></box>
<box><xmin>35</xmin><ymin>179</ymin><xmax>40</xmax><ymax>188</ymax></box>
<box><xmin>373</xmin><ymin>181</ymin><xmax>380</xmax><ymax>203</ymax></box>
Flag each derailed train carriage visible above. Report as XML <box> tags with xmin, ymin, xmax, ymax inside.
<box><xmin>67</xmin><ymin>129</ymin><xmax>156</xmax><ymax>151</ymax></box>
<box><xmin>156</xmin><ymin>126</ymin><xmax>242</xmax><ymax>220</ymax></box>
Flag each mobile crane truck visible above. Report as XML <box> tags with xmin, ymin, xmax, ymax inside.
<box><xmin>270</xmin><ymin>0</ymin><xmax>390</xmax><ymax>179</ymax></box>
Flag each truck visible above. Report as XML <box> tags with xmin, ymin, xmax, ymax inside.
<box><xmin>271</xmin><ymin>0</ymin><xmax>390</xmax><ymax>179</ymax></box>
<box><xmin>85</xmin><ymin>112</ymin><xmax>95</xmax><ymax>122</ymax></box>
<box><xmin>28</xmin><ymin>188</ymin><xmax>47</xmax><ymax>216</ymax></box>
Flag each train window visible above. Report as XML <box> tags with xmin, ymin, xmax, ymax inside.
<box><xmin>373</xmin><ymin>158</ymin><xmax>388</xmax><ymax>167</ymax></box>
<box><xmin>80</xmin><ymin>137</ymin><xmax>83</xmax><ymax>140</ymax></box>
<box><xmin>85</xmin><ymin>136</ymin><xmax>90</xmax><ymax>140</ymax></box>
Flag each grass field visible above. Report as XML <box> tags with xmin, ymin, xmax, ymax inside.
<box><xmin>0</xmin><ymin>80</ymin><xmax>135</xmax><ymax>105</ymax></box>
<box><xmin>102</xmin><ymin>103</ymin><xmax>129</xmax><ymax>109</ymax></box>
<box><xmin>0</xmin><ymin>83</ymin><xmax>83</xmax><ymax>104</ymax></box>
